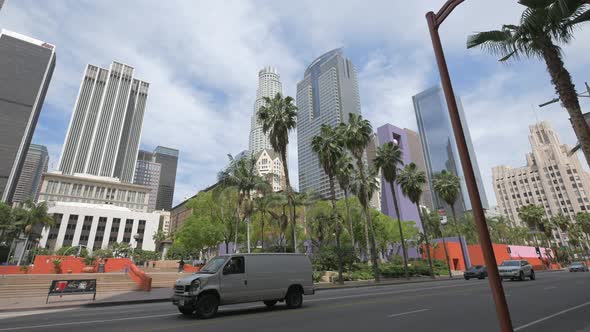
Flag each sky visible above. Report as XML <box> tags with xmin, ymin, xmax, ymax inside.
<box><xmin>1</xmin><ymin>0</ymin><xmax>589</xmax><ymax>207</ymax></box>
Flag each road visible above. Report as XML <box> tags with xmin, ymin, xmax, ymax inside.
<box><xmin>0</xmin><ymin>271</ymin><xmax>589</xmax><ymax>331</ymax></box>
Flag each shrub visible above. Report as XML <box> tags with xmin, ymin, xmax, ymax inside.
<box><xmin>93</xmin><ymin>249</ymin><xmax>113</xmax><ymax>259</ymax></box>
<box><xmin>312</xmin><ymin>245</ymin><xmax>357</xmax><ymax>272</ymax></box>
<box><xmin>53</xmin><ymin>259</ymin><xmax>62</xmax><ymax>274</ymax></box>
<box><xmin>313</xmin><ymin>271</ymin><xmax>324</xmax><ymax>283</ymax></box>
<box><xmin>83</xmin><ymin>255</ymin><xmax>98</xmax><ymax>266</ymax></box>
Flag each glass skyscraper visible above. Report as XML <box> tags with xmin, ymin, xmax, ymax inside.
<box><xmin>296</xmin><ymin>48</ymin><xmax>361</xmax><ymax>198</ymax></box>
<box><xmin>413</xmin><ymin>86</ymin><xmax>488</xmax><ymax>217</ymax></box>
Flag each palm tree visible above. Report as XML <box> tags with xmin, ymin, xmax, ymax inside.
<box><xmin>335</xmin><ymin>154</ymin><xmax>356</xmax><ymax>249</ymax></box>
<box><xmin>293</xmin><ymin>191</ymin><xmax>319</xmax><ymax>239</ymax></box>
<box><xmin>257</xmin><ymin>93</ymin><xmax>298</xmax><ymax>252</ymax></box>
<box><xmin>374</xmin><ymin>141</ymin><xmax>410</xmax><ymax>279</ymax></box>
<box><xmin>424</xmin><ymin>209</ymin><xmax>452</xmax><ymax>278</ymax></box>
<box><xmin>467</xmin><ymin>0</ymin><xmax>590</xmax><ymax>165</ymax></box>
<box><xmin>14</xmin><ymin>200</ymin><xmax>54</xmax><ymax>265</ymax></box>
<box><xmin>312</xmin><ymin>124</ymin><xmax>345</xmax><ymax>284</ymax></box>
<box><xmin>339</xmin><ymin>113</ymin><xmax>380</xmax><ymax>281</ymax></box>
<box><xmin>254</xmin><ymin>192</ymin><xmax>283</xmax><ymax>250</ymax></box>
<box><xmin>397</xmin><ymin>163</ymin><xmax>435</xmax><ymax>279</ymax></box>
<box><xmin>518</xmin><ymin>204</ymin><xmax>546</xmax><ymax>246</ymax></box>
<box><xmin>152</xmin><ymin>229</ymin><xmax>166</xmax><ymax>252</ymax></box>
<box><xmin>218</xmin><ymin>154</ymin><xmax>270</xmax><ymax>253</ymax></box>
<box><xmin>432</xmin><ymin>170</ymin><xmax>469</xmax><ymax>270</ymax></box>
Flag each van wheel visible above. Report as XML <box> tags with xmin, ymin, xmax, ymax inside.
<box><xmin>264</xmin><ymin>300</ymin><xmax>277</xmax><ymax>307</ymax></box>
<box><xmin>178</xmin><ymin>305</ymin><xmax>194</xmax><ymax>316</ymax></box>
<box><xmin>195</xmin><ymin>293</ymin><xmax>219</xmax><ymax>319</ymax></box>
<box><xmin>285</xmin><ymin>288</ymin><xmax>303</xmax><ymax>309</ymax></box>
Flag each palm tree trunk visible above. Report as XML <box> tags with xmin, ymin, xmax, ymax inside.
<box><xmin>356</xmin><ymin>157</ymin><xmax>380</xmax><ymax>282</ymax></box>
<box><xmin>17</xmin><ymin>235</ymin><xmax>30</xmax><ymax>266</ymax></box>
<box><xmin>417</xmin><ymin>204</ymin><xmax>435</xmax><ymax>279</ymax></box>
<box><xmin>441</xmin><ymin>236</ymin><xmax>452</xmax><ymax>278</ymax></box>
<box><xmin>329</xmin><ymin>176</ymin><xmax>343</xmax><ymax>285</ymax></box>
<box><xmin>450</xmin><ymin>205</ymin><xmax>468</xmax><ymax>270</ymax></box>
<box><xmin>541</xmin><ymin>38</ymin><xmax>590</xmax><ymax>166</ymax></box>
<box><xmin>234</xmin><ymin>194</ymin><xmax>242</xmax><ymax>253</ymax></box>
<box><xmin>261</xmin><ymin>211</ymin><xmax>265</xmax><ymax>250</ymax></box>
<box><xmin>279</xmin><ymin>151</ymin><xmax>296</xmax><ymax>252</ymax></box>
<box><xmin>344</xmin><ymin>189</ymin><xmax>355</xmax><ymax>249</ymax></box>
<box><xmin>389</xmin><ymin>181</ymin><xmax>409</xmax><ymax>280</ymax></box>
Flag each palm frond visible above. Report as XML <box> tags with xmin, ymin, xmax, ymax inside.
<box><xmin>518</xmin><ymin>0</ymin><xmax>554</xmax><ymax>9</ymax></box>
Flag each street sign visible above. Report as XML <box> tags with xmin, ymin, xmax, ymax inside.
<box><xmin>46</xmin><ymin>279</ymin><xmax>97</xmax><ymax>303</ymax></box>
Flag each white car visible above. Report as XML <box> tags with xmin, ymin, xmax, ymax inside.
<box><xmin>498</xmin><ymin>260</ymin><xmax>535</xmax><ymax>281</ymax></box>
<box><xmin>172</xmin><ymin>253</ymin><xmax>314</xmax><ymax>318</ymax></box>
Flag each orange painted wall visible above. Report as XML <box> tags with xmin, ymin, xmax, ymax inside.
<box><xmin>427</xmin><ymin>242</ymin><xmax>466</xmax><ymax>271</ymax></box>
<box><xmin>468</xmin><ymin>244</ymin><xmax>511</xmax><ymax>267</ymax></box>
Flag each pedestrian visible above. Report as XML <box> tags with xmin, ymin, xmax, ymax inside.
<box><xmin>178</xmin><ymin>258</ymin><xmax>185</xmax><ymax>273</ymax></box>
<box><xmin>98</xmin><ymin>259</ymin><xmax>105</xmax><ymax>273</ymax></box>
<box><xmin>152</xmin><ymin>261</ymin><xmax>156</xmax><ymax>268</ymax></box>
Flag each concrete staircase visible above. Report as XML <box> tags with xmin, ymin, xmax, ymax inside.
<box><xmin>148</xmin><ymin>272</ymin><xmax>185</xmax><ymax>289</ymax></box>
<box><xmin>0</xmin><ymin>273</ymin><xmax>140</xmax><ymax>299</ymax></box>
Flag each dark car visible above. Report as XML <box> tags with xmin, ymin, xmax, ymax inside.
<box><xmin>464</xmin><ymin>265</ymin><xmax>487</xmax><ymax>280</ymax></box>
<box><xmin>568</xmin><ymin>262</ymin><xmax>589</xmax><ymax>272</ymax></box>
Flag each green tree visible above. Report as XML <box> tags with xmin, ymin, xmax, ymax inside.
<box><xmin>374</xmin><ymin>141</ymin><xmax>410</xmax><ymax>279</ymax></box>
<box><xmin>312</xmin><ymin>124</ymin><xmax>345</xmax><ymax>284</ymax></box>
<box><xmin>339</xmin><ymin>113</ymin><xmax>380</xmax><ymax>281</ymax></box>
<box><xmin>13</xmin><ymin>200</ymin><xmax>54</xmax><ymax>265</ymax></box>
<box><xmin>518</xmin><ymin>204</ymin><xmax>546</xmax><ymax>246</ymax></box>
<box><xmin>152</xmin><ymin>229</ymin><xmax>166</xmax><ymax>252</ymax></box>
<box><xmin>253</xmin><ymin>192</ymin><xmax>283</xmax><ymax>250</ymax></box>
<box><xmin>335</xmin><ymin>154</ymin><xmax>356</xmax><ymax>249</ymax></box>
<box><xmin>110</xmin><ymin>242</ymin><xmax>131</xmax><ymax>258</ymax></box>
<box><xmin>174</xmin><ymin>214</ymin><xmax>224</xmax><ymax>256</ymax></box>
<box><xmin>397</xmin><ymin>162</ymin><xmax>435</xmax><ymax>279</ymax></box>
<box><xmin>423</xmin><ymin>209</ymin><xmax>452</xmax><ymax>278</ymax></box>
<box><xmin>467</xmin><ymin>0</ymin><xmax>590</xmax><ymax>165</ymax></box>
<box><xmin>575</xmin><ymin>211</ymin><xmax>590</xmax><ymax>236</ymax></box>
<box><xmin>257</xmin><ymin>92</ymin><xmax>298</xmax><ymax>252</ymax></box>
<box><xmin>293</xmin><ymin>191</ymin><xmax>319</xmax><ymax>241</ymax></box>
<box><xmin>433</xmin><ymin>170</ymin><xmax>468</xmax><ymax>269</ymax></box>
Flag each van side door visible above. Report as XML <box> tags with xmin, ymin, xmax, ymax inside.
<box><xmin>219</xmin><ymin>256</ymin><xmax>249</xmax><ymax>304</ymax></box>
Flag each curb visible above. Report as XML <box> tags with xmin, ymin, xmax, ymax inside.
<box><xmin>314</xmin><ymin>276</ymin><xmax>462</xmax><ymax>292</ymax></box>
<box><xmin>0</xmin><ymin>298</ymin><xmax>172</xmax><ymax>313</ymax></box>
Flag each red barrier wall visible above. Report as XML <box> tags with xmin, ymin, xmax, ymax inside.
<box><xmin>128</xmin><ymin>263</ymin><xmax>152</xmax><ymax>291</ymax></box>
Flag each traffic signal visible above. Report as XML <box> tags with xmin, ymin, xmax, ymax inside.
<box><xmin>535</xmin><ymin>247</ymin><xmax>541</xmax><ymax>256</ymax></box>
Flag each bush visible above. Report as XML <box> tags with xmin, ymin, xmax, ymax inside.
<box><xmin>313</xmin><ymin>271</ymin><xmax>324</xmax><ymax>283</ymax></box>
<box><xmin>83</xmin><ymin>255</ymin><xmax>98</xmax><ymax>266</ymax></box>
<box><xmin>93</xmin><ymin>249</ymin><xmax>114</xmax><ymax>259</ymax></box>
<box><xmin>312</xmin><ymin>245</ymin><xmax>357</xmax><ymax>272</ymax></box>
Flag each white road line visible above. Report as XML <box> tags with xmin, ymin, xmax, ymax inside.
<box><xmin>543</xmin><ymin>286</ymin><xmax>557</xmax><ymax>290</ymax></box>
<box><xmin>388</xmin><ymin>309</ymin><xmax>429</xmax><ymax>318</ymax></box>
<box><xmin>0</xmin><ymin>313</ymin><xmax>178</xmax><ymax>331</ymax></box>
<box><xmin>514</xmin><ymin>301</ymin><xmax>590</xmax><ymax>331</ymax></box>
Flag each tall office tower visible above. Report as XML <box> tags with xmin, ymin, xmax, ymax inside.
<box><xmin>297</xmin><ymin>48</ymin><xmax>361</xmax><ymax>198</ymax></box>
<box><xmin>12</xmin><ymin>144</ymin><xmax>49</xmax><ymax>203</ymax></box>
<box><xmin>493</xmin><ymin>122</ymin><xmax>590</xmax><ymax>244</ymax></box>
<box><xmin>58</xmin><ymin>62</ymin><xmax>149</xmax><ymax>183</ymax></box>
<box><xmin>413</xmin><ymin>86</ymin><xmax>488</xmax><ymax>218</ymax></box>
<box><xmin>0</xmin><ymin>30</ymin><xmax>56</xmax><ymax>203</ymax></box>
<box><xmin>0</xmin><ymin>0</ymin><xmax>5</xmax><ymax>11</ymax></box>
<box><xmin>134</xmin><ymin>150</ymin><xmax>161</xmax><ymax>211</ymax></box>
<box><xmin>248</xmin><ymin>67</ymin><xmax>283</xmax><ymax>154</ymax></box>
<box><xmin>133</xmin><ymin>146</ymin><xmax>178</xmax><ymax>211</ymax></box>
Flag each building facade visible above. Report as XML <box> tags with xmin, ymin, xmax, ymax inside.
<box><xmin>133</xmin><ymin>156</ymin><xmax>161</xmax><ymax>211</ymax></box>
<box><xmin>254</xmin><ymin>149</ymin><xmax>285</xmax><ymax>192</ymax></box>
<box><xmin>12</xmin><ymin>144</ymin><xmax>49</xmax><ymax>203</ymax></box>
<box><xmin>0</xmin><ymin>30</ymin><xmax>55</xmax><ymax>203</ymax></box>
<box><xmin>58</xmin><ymin>62</ymin><xmax>149</xmax><ymax>184</ymax></box>
<box><xmin>493</xmin><ymin>122</ymin><xmax>590</xmax><ymax>244</ymax></box>
<box><xmin>376</xmin><ymin>124</ymin><xmax>433</xmax><ymax>229</ymax></box>
<box><xmin>38</xmin><ymin>201</ymin><xmax>160</xmax><ymax>252</ymax></box>
<box><xmin>297</xmin><ymin>48</ymin><xmax>361</xmax><ymax>199</ymax></box>
<box><xmin>413</xmin><ymin>86</ymin><xmax>488</xmax><ymax>218</ymax></box>
<box><xmin>38</xmin><ymin>172</ymin><xmax>151</xmax><ymax>212</ymax></box>
<box><xmin>249</xmin><ymin>67</ymin><xmax>283</xmax><ymax>154</ymax></box>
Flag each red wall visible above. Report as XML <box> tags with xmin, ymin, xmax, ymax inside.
<box><xmin>427</xmin><ymin>241</ymin><xmax>466</xmax><ymax>271</ymax></box>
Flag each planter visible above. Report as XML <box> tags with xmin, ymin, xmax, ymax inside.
<box><xmin>82</xmin><ymin>266</ymin><xmax>95</xmax><ymax>273</ymax></box>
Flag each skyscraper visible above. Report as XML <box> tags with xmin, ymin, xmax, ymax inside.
<box><xmin>493</xmin><ymin>122</ymin><xmax>590</xmax><ymax>244</ymax></box>
<box><xmin>297</xmin><ymin>48</ymin><xmax>361</xmax><ymax>198</ymax></box>
<box><xmin>12</xmin><ymin>144</ymin><xmax>49</xmax><ymax>203</ymax></box>
<box><xmin>249</xmin><ymin>67</ymin><xmax>283</xmax><ymax>154</ymax></box>
<box><xmin>134</xmin><ymin>150</ymin><xmax>161</xmax><ymax>211</ymax></box>
<box><xmin>413</xmin><ymin>86</ymin><xmax>488</xmax><ymax>217</ymax></box>
<box><xmin>58</xmin><ymin>62</ymin><xmax>149</xmax><ymax>183</ymax></box>
<box><xmin>133</xmin><ymin>146</ymin><xmax>178</xmax><ymax>211</ymax></box>
<box><xmin>0</xmin><ymin>30</ymin><xmax>56</xmax><ymax>203</ymax></box>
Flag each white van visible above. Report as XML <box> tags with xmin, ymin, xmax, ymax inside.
<box><xmin>172</xmin><ymin>253</ymin><xmax>314</xmax><ymax>318</ymax></box>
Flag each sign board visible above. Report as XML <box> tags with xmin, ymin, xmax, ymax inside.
<box><xmin>47</xmin><ymin>279</ymin><xmax>97</xmax><ymax>303</ymax></box>
<box><xmin>438</xmin><ymin>208</ymin><xmax>447</xmax><ymax>225</ymax></box>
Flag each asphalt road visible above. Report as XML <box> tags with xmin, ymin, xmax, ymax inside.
<box><xmin>0</xmin><ymin>271</ymin><xmax>589</xmax><ymax>331</ymax></box>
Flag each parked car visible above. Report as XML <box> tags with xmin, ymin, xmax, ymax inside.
<box><xmin>498</xmin><ymin>260</ymin><xmax>535</xmax><ymax>281</ymax></box>
<box><xmin>464</xmin><ymin>265</ymin><xmax>487</xmax><ymax>280</ymax></box>
<box><xmin>172</xmin><ymin>253</ymin><xmax>314</xmax><ymax>318</ymax></box>
<box><xmin>568</xmin><ymin>262</ymin><xmax>589</xmax><ymax>272</ymax></box>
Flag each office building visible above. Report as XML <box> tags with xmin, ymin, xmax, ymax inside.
<box><xmin>58</xmin><ymin>62</ymin><xmax>149</xmax><ymax>184</ymax></box>
<box><xmin>376</xmin><ymin>124</ymin><xmax>433</xmax><ymax>228</ymax></box>
<box><xmin>12</xmin><ymin>144</ymin><xmax>48</xmax><ymax>203</ymax></box>
<box><xmin>134</xmin><ymin>151</ymin><xmax>161</xmax><ymax>211</ymax></box>
<box><xmin>133</xmin><ymin>146</ymin><xmax>178</xmax><ymax>211</ymax></box>
<box><xmin>413</xmin><ymin>86</ymin><xmax>488</xmax><ymax>218</ymax></box>
<box><xmin>249</xmin><ymin>67</ymin><xmax>283</xmax><ymax>154</ymax></box>
<box><xmin>297</xmin><ymin>48</ymin><xmax>361</xmax><ymax>198</ymax></box>
<box><xmin>0</xmin><ymin>30</ymin><xmax>56</xmax><ymax>202</ymax></box>
<box><xmin>38</xmin><ymin>201</ymin><xmax>161</xmax><ymax>252</ymax></box>
<box><xmin>493</xmin><ymin>122</ymin><xmax>590</xmax><ymax>243</ymax></box>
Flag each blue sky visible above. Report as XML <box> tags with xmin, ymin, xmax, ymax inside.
<box><xmin>1</xmin><ymin>0</ymin><xmax>589</xmax><ymax>207</ymax></box>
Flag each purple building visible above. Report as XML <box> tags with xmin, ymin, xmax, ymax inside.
<box><xmin>376</xmin><ymin>124</ymin><xmax>426</xmax><ymax>231</ymax></box>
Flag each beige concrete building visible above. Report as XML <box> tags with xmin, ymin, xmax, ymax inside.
<box><xmin>493</xmin><ymin>122</ymin><xmax>590</xmax><ymax>243</ymax></box>
<box><xmin>254</xmin><ymin>149</ymin><xmax>285</xmax><ymax>192</ymax></box>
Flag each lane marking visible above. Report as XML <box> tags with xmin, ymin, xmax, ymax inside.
<box><xmin>543</xmin><ymin>286</ymin><xmax>557</xmax><ymax>290</ymax></box>
<box><xmin>388</xmin><ymin>308</ymin><xmax>429</xmax><ymax>318</ymax></box>
<box><xmin>514</xmin><ymin>301</ymin><xmax>590</xmax><ymax>331</ymax></box>
<box><xmin>0</xmin><ymin>313</ymin><xmax>178</xmax><ymax>331</ymax></box>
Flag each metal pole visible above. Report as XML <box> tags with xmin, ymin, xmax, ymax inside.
<box><xmin>246</xmin><ymin>218</ymin><xmax>251</xmax><ymax>254</ymax></box>
<box><xmin>426</xmin><ymin>9</ymin><xmax>513</xmax><ymax>332</ymax></box>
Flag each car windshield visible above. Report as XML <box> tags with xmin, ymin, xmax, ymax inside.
<box><xmin>501</xmin><ymin>261</ymin><xmax>520</xmax><ymax>266</ymax></box>
<box><xmin>570</xmin><ymin>262</ymin><xmax>583</xmax><ymax>266</ymax></box>
<box><xmin>198</xmin><ymin>256</ymin><xmax>227</xmax><ymax>274</ymax></box>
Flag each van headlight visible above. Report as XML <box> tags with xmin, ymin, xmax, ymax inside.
<box><xmin>190</xmin><ymin>280</ymin><xmax>201</xmax><ymax>294</ymax></box>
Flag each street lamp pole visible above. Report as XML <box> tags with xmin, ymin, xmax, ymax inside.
<box><xmin>426</xmin><ymin>2</ymin><xmax>513</xmax><ymax>331</ymax></box>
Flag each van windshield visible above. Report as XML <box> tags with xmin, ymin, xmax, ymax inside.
<box><xmin>199</xmin><ymin>257</ymin><xmax>227</xmax><ymax>274</ymax></box>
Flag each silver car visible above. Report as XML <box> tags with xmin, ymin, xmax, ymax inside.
<box><xmin>498</xmin><ymin>260</ymin><xmax>535</xmax><ymax>281</ymax></box>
